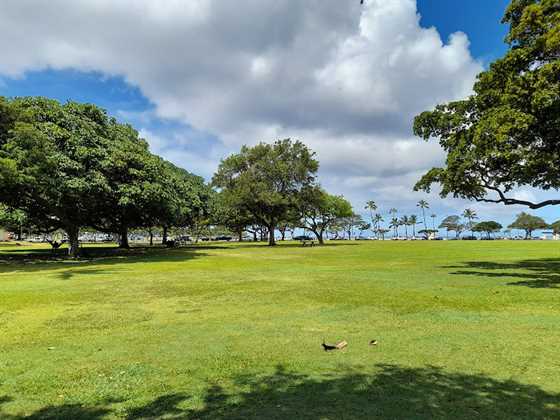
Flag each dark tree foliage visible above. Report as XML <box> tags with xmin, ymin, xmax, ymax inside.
<box><xmin>0</xmin><ymin>97</ymin><xmax>205</xmax><ymax>257</ymax></box>
<box><xmin>0</xmin><ymin>97</ymin><xmax>119</xmax><ymax>256</ymax></box>
<box><xmin>213</xmin><ymin>139</ymin><xmax>319</xmax><ymax>246</ymax></box>
<box><xmin>299</xmin><ymin>188</ymin><xmax>353</xmax><ymax>244</ymax></box>
<box><xmin>439</xmin><ymin>215</ymin><xmax>464</xmax><ymax>238</ymax></box>
<box><xmin>414</xmin><ymin>0</ymin><xmax>560</xmax><ymax>209</ymax></box>
<box><xmin>508</xmin><ymin>212</ymin><xmax>548</xmax><ymax>238</ymax></box>
<box><xmin>472</xmin><ymin>221</ymin><xmax>503</xmax><ymax>238</ymax></box>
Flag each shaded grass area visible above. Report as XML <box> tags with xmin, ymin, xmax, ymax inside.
<box><xmin>2</xmin><ymin>364</ymin><xmax>560</xmax><ymax>419</ymax></box>
<box><xmin>1</xmin><ymin>241</ymin><xmax>560</xmax><ymax>418</ymax></box>
<box><xmin>447</xmin><ymin>258</ymin><xmax>560</xmax><ymax>289</ymax></box>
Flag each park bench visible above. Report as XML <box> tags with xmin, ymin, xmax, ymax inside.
<box><xmin>301</xmin><ymin>240</ymin><xmax>316</xmax><ymax>247</ymax></box>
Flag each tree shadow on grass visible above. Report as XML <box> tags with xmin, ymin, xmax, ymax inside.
<box><xmin>4</xmin><ymin>364</ymin><xmax>559</xmax><ymax>419</ymax></box>
<box><xmin>0</xmin><ymin>246</ymin><xmax>210</xmax><ymax>276</ymax></box>
<box><xmin>223</xmin><ymin>241</ymin><xmax>360</xmax><ymax>250</ymax></box>
<box><xmin>446</xmin><ymin>259</ymin><xmax>560</xmax><ymax>289</ymax></box>
<box><xmin>0</xmin><ymin>396</ymin><xmax>112</xmax><ymax>420</ymax></box>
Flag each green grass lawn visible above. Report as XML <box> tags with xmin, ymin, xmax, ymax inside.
<box><xmin>1</xmin><ymin>240</ymin><xmax>560</xmax><ymax>419</ymax></box>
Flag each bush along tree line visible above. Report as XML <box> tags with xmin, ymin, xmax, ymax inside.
<box><xmin>0</xmin><ymin>97</ymin><xmax>210</xmax><ymax>257</ymax></box>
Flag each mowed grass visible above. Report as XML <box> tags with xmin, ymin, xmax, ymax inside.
<box><xmin>1</xmin><ymin>241</ymin><xmax>560</xmax><ymax>419</ymax></box>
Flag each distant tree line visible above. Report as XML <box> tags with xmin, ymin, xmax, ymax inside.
<box><xmin>439</xmin><ymin>210</ymin><xmax>556</xmax><ymax>240</ymax></box>
<box><xmin>0</xmin><ymin>98</ymin><xmax>360</xmax><ymax>254</ymax></box>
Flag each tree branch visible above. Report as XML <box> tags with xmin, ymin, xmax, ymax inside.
<box><xmin>477</xmin><ymin>182</ymin><xmax>560</xmax><ymax>209</ymax></box>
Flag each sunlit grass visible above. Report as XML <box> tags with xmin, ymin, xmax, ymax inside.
<box><xmin>1</xmin><ymin>241</ymin><xmax>559</xmax><ymax>418</ymax></box>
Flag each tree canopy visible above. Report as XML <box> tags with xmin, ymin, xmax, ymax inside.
<box><xmin>550</xmin><ymin>219</ymin><xmax>560</xmax><ymax>234</ymax></box>
<box><xmin>508</xmin><ymin>212</ymin><xmax>548</xmax><ymax>238</ymax></box>
<box><xmin>300</xmin><ymin>190</ymin><xmax>353</xmax><ymax>244</ymax></box>
<box><xmin>414</xmin><ymin>0</ymin><xmax>560</xmax><ymax>209</ymax></box>
<box><xmin>212</xmin><ymin>139</ymin><xmax>319</xmax><ymax>246</ymax></box>
<box><xmin>439</xmin><ymin>215</ymin><xmax>464</xmax><ymax>238</ymax></box>
<box><xmin>472</xmin><ymin>221</ymin><xmax>503</xmax><ymax>238</ymax></box>
<box><xmin>0</xmin><ymin>97</ymin><xmax>206</xmax><ymax>256</ymax></box>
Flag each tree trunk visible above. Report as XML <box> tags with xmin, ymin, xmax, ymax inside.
<box><xmin>313</xmin><ymin>229</ymin><xmax>325</xmax><ymax>245</ymax></box>
<box><xmin>268</xmin><ymin>225</ymin><xmax>276</xmax><ymax>246</ymax></box>
<box><xmin>238</xmin><ymin>229</ymin><xmax>243</xmax><ymax>242</ymax></box>
<box><xmin>162</xmin><ymin>226</ymin><xmax>168</xmax><ymax>245</ymax></box>
<box><xmin>119</xmin><ymin>226</ymin><xmax>130</xmax><ymax>249</ymax></box>
<box><xmin>149</xmin><ymin>229</ymin><xmax>154</xmax><ymax>246</ymax></box>
<box><xmin>66</xmin><ymin>226</ymin><xmax>80</xmax><ymax>259</ymax></box>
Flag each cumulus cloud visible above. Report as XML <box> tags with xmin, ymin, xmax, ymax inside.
<box><xmin>0</xmin><ymin>0</ymin><xmax>483</xmax><ymax>214</ymax></box>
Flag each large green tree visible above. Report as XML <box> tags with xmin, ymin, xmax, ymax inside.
<box><xmin>473</xmin><ymin>221</ymin><xmax>503</xmax><ymax>238</ymax></box>
<box><xmin>300</xmin><ymin>189</ymin><xmax>353</xmax><ymax>244</ymax></box>
<box><xmin>211</xmin><ymin>191</ymin><xmax>256</xmax><ymax>242</ymax></box>
<box><xmin>212</xmin><ymin>139</ymin><xmax>319</xmax><ymax>246</ymax></box>
<box><xmin>439</xmin><ymin>215</ymin><xmax>464</xmax><ymax>238</ymax></box>
<box><xmin>508</xmin><ymin>212</ymin><xmax>548</xmax><ymax>238</ymax></box>
<box><xmin>550</xmin><ymin>219</ymin><xmax>560</xmax><ymax>235</ymax></box>
<box><xmin>414</xmin><ymin>0</ymin><xmax>560</xmax><ymax>209</ymax></box>
<box><xmin>0</xmin><ymin>205</ymin><xmax>27</xmax><ymax>240</ymax></box>
<box><xmin>153</xmin><ymin>163</ymin><xmax>209</xmax><ymax>245</ymax></box>
<box><xmin>0</xmin><ymin>97</ymin><xmax>117</xmax><ymax>257</ymax></box>
<box><xmin>94</xmin><ymin>124</ymin><xmax>167</xmax><ymax>248</ymax></box>
<box><xmin>0</xmin><ymin>97</ymin><xmax>205</xmax><ymax>256</ymax></box>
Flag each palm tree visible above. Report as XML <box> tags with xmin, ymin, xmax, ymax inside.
<box><xmin>373</xmin><ymin>213</ymin><xmax>384</xmax><ymax>238</ymax></box>
<box><xmin>365</xmin><ymin>200</ymin><xmax>378</xmax><ymax>234</ymax></box>
<box><xmin>409</xmin><ymin>215</ymin><xmax>418</xmax><ymax>238</ymax></box>
<box><xmin>416</xmin><ymin>200</ymin><xmax>429</xmax><ymax>229</ymax></box>
<box><xmin>400</xmin><ymin>216</ymin><xmax>410</xmax><ymax>239</ymax></box>
<box><xmin>431</xmin><ymin>213</ymin><xmax>437</xmax><ymax>230</ymax></box>
<box><xmin>462</xmin><ymin>208</ymin><xmax>478</xmax><ymax>237</ymax></box>
<box><xmin>389</xmin><ymin>217</ymin><xmax>400</xmax><ymax>238</ymax></box>
<box><xmin>365</xmin><ymin>201</ymin><xmax>378</xmax><ymax>223</ymax></box>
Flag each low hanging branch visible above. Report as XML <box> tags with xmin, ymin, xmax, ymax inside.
<box><xmin>475</xmin><ymin>183</ymin><xmax>560</xmax><ymax>209</ymax></box>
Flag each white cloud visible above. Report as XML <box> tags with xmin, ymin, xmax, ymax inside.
<box><xmin>0</xmin><ymin>0</ymin><xmax>484</xmax><ymax>214</ymax></box>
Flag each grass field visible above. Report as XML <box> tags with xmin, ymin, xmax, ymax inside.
<box><xmin>1</xmin><ymin>240</ymin><xmax>560</xmax><ymax>419</ymax></box>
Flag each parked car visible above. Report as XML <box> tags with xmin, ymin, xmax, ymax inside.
<box><xmin>293</xmin><ymin>235</ymin><xmax>313</xmax><ymax>241</ymax></box>
<box><xmin>214</xmin><ymin>235</ymin><xmax>233</xmax><ymax>241</ymax></box>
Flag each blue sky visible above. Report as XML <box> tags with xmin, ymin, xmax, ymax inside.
<box><xmin>0</xmin><ymin>0</ymin><xmax>556</xmax><ymax>230</ymax></box>
<box><xmin>418</xmin><ymin>0</ymin><xmax>510</xmax><ymax>61</ymax></box>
